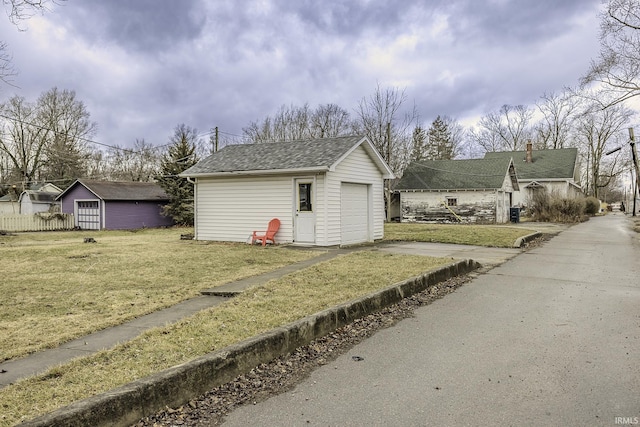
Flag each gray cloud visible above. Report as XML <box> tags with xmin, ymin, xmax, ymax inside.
<box><xmin>0</xmin><ymin>0</ymin><xmax>605</xmax><ymax>149</ymax></box>
<box><xmin>55</xmin><ymin>0</ymin><xmax>207</xmax><ymax>52</ymax></box>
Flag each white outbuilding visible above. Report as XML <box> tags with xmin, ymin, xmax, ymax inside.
<box><xmin>180</xmin><ymin>135</ymin><xmax>395</xmax><ymax>246</ymax></box>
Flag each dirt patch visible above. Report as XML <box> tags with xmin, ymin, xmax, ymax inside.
<box><xmin>133</xmin><ymin>274</ymin><xmax>471</xmax><ymax>426</ymax></box>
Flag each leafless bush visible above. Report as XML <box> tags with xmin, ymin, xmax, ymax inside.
<box><xmin>527</xmin><ymin>191</ymin><xmax>586</xmax><ymax>223</ymax></box>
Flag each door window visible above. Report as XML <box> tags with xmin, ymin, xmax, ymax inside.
<box><xmin>298</xmin><ymin>183</ymin><xmax>312</xmax><ymax>212</ymax></box>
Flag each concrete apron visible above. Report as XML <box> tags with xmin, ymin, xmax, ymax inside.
<box><xmin>21</xmin><ymin>259</ymin><xmax>480</xmax><ymax>427</ymax></box>
<box><xmin>379</xmin><ymin>242</ymin><xmax>524</xmax><ymax>268</ymax></box>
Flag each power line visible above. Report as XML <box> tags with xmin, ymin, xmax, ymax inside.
<box><xmin>0</xmin><ymin>113</ymin><xmax>170</xmax><ymax>155</ymax></box>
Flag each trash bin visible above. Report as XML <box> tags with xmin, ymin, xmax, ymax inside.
<box><xmin>509</xmin><ymin>207</ymin><xmax>520</xmax><ymax>223</ymax></box>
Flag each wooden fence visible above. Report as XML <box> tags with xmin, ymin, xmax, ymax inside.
<box><xmin>0</xmin><ymin>213</ymin><xmax>75</xmax><ymax>232</ymax></box>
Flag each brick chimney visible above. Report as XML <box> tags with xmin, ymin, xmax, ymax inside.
<box><xmin>525</xmin><ymin>140</ymin><xmax>533</xmax><ymax>163</ymax></box>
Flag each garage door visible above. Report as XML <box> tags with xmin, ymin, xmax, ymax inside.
<box><xmin>76</xmin><ymin>200</ymin><xmax>100</xmax><ymax>230</ymax></box>
<box><xmin>341</xmin><ymin>183</ymin><xmax>369</xmax><ymax>245</ymax></box>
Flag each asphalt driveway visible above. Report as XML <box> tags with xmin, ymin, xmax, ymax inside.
<box><xmin>223</xmin><ymin>213</ymin><xmax>640</xmax><ymax>426</ymax></box>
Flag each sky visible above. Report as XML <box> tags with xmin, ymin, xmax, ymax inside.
<box><xmin>0</xmin><ymin>0</ymin><xmax>605</xmax><ymax>151</ymax></box>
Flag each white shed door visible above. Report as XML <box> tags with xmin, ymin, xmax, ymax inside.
<box><xmin>340</xmin><ymin>183</ymin><xmax>369</xmax><ymax>245</ymax></box>
<box><xmin>76</xmin><ymin>200</ymin><xmax>100</xmax><ymax>230</ymax></box>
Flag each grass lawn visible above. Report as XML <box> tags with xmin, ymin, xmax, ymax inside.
<box><xmin>0</xmin><ymin>250</ymin><xmax>452</xmax><ymax>426</ymax></box>
<box><xmin>384</xmin><ymin>223</ymin><xmax>536</xmax><ymax>247</ymax></box>
<box><xmin>0</xmin><ymin>222</ymin><xmax>534</xmax><ymax>425</ymax></box>
<box><xmin>0</xmin><ymin>228</ymin><xmax>317</xmax><ymax>362</ymax></box>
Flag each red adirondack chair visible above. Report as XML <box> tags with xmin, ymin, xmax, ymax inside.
<box><xmin>251</xmin><ymin>218</ymin><xmax>280</xmax><ymax>246</ymax></box>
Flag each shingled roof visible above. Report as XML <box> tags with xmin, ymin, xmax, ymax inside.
<box><xmin>57</xmin><ymin>179</ymin><xmax>169</xmax><ymax>201</ymax></box>
<box><xmin>484</xmin><ymin>148</ymin><xmax>578</xmax><ymax>180</ymax></box>
<box><xmin>396</xmin><ymin>158</ymin><xmax>517</xmax><ymax>191</ymax></box>
<box><xmin>180</xmin><ymin>135</ymin><xmax>394</xmax><ymax>178</ymax></box>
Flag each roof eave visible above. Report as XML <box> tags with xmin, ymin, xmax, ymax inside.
<box><xmin>180</xmin><ymin>166</ymin><xmax>330</xmax><ymax>178</ymax></box>
<box><xmin>518</xmin><ymin>177</ymin><xmax>574</xmax><ymax>182</ymax></box>
<box><xmin>396</xmin><ymin>187</ymin><xmax>500</xmax><ymax>192</ymax></box>
<box><xmin>56</xmin><ymin>179</ymin><xmax>103</xmax><ymax>201</ymax></box>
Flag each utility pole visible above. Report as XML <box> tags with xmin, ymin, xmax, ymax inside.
<box><xmin>210</xmin><ymin>126</ymin><xmax>219</xmax><ymax>153</ymax></box>
<box><xmin>629</xmin><ymin>128</ymin><xmax>640</xmax><ymax>216</ymax></box>
<box><xmin>386</xmin><ymin>122</ymin><xmax>392</xmax><ymax>222</ymax></box>
<box><xmin>604</xmin><ymin>127</ymin><xmax>640</xmax><ymax>216</ymax></box>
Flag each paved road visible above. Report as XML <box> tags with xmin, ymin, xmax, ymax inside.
<box><xmin>223</xmin><ymin>214</ymin><xmax>640</xmax><ymax>427</ymax></box>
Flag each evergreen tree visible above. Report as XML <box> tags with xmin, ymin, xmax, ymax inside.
<box><xmin>157</xmin><ymin>124</ymin><xmax>199</xmax><ymax>225</ymax></box>
<box><xmin>410</xmin><ymin>126</ymin><xmax>427</xmax><ymax>162</ymax></box>
<box><xmin>426</xmin><ymin>115</ymin><xmax>454</xmax><ymax>160</ymax></box>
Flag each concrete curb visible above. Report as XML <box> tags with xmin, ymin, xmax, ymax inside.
<box><xmin>513</xmin><ymin>231</ymin><xmax>542</xmax><ymax>248</ymax></box>
<box><xmin>22</xmin><ymin>259</ymin><xmax>480</xmax><ymax>427</ymax></box>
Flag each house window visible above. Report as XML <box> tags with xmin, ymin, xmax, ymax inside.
<box><xmin>298</xmin><ymin>183</ymin><xmax>312</xmax><ymax>212</ymax></box>
<box><xmin>447</xmin><ymin>198</ymin><xmax>457</xmax><ymax>207</ymax></box>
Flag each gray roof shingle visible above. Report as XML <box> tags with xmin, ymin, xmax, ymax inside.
<box><xmin>59</xmin><ymin>180</ymin><xmax>169</xmax><ymax>201</ymax></box>
<box><xmin>396</xmin><ymin>158</ymin><xmax>515</xmax><ymax>190</ymax></box>
<box><xmin>484</xmin><ymin>148</ymin><xmax>578</xmax><ymax>180</ymax></box>
<box><xmin>181</xmin><ymin>135</ymin><xmax>370</xmax><ymax>175</ymax></box>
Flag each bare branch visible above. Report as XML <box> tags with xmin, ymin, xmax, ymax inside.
<box><xmin>582</xmin><ymin>0</ymin><xmax>640</xmax><ymax>105</ymax></box>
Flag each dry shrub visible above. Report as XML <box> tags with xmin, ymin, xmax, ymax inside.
<box><xmin>527</xmin><ymin>190</ymin><xmax>586</xmax><ymax>223</ymax></box>
<box><xmin>584</xmin><ymin>197</ymin><xmax>601</xmax><ymax>215</ymax></box>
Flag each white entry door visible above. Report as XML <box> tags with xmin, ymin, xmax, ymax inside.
<box><xmin>294</xmin><ymin>179</ymin><xmax>315</xmax><ymax>243</ymax></box>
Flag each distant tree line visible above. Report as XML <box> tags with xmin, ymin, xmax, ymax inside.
<box><xmin>239</xmin><ymin>83</ymin><xmax>635</xmax><ymax>200</ymax></box>
<box><xmin>0</xmin><ymin>83</ymin><xmax>634</xmax><ymax>211</ymax></box>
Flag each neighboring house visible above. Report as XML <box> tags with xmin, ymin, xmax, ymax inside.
<box><xmin>31</xmin><ymin>183</ymin><xmax>64</xmax><ymax>193</ymax></box>
<box><xmin>57</xmin><ymin>179</ymin><xmax>173</xmax><ymax>230</ymax></box>
<box><xmin>179</xmin><ymin>135</ymin><xmax>394</xmax><ymax>246</ymax></box>
<box><xmin>0</xmin><ymin>194</ymin><xmax>19</xmax><ymax>215</ymax></box>
<box><xmin>484</xmin><ymin>143</ymin><xmax>582</xmax><ymax>207</ymax></box>
<box><xmin>395</xmin><ymin>157</ymin><xmax>519</xmax><ymax>224</ymax></box>
<box><xmin>18</xmin><ymin>183</ymin><xmax>63</xmax><ymax>214</ymax></box>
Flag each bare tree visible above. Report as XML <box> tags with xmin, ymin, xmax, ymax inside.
<box><xmin>582</xmin><ymin>0</ymin><xmax>640</xmax><ymax>106</ymax></box>
<box><xmin>105</xmin><ymin>139</ymin><xmax>160</xmax><ymax>182</ymax></box>
<box><xmin>353</xmin><ymin>84</ymin><xmax>418</xmax><ymax>174</ymax></box>
<box><xmin>468</xmin><ymin>125</ymin><xmax>504</xmax><ymax>154</ymax></box>
<box><xmin>0</xmin><ymin>95</ymin><xmax>47</xmax><ymax>187</ymax></box>
<box><xmin>309</xmin><ymin>103</ymin><xmax>353</xmax><ymax>138</ymax></box>
<box><xmin>574</xmin><ymin>96</ymin><xmax>633</xmax><ymax>198</ymax></box>
<box><xmin>469</xmin><ymin>104</ymin><xmax>533</xmax><ymax>153</ymax></box>
<box><xmin>84</xmin><ymin>148</ymin><xmax>109</xmax><ymax>180</ymax></box>
<box><xmin>243</xmin><ymin>104</ymin><xmax>311</xmax><ymax>143</ymax></box>
<box><xmin>243</xmin><ymin>103</ymin><xmax>353</xmax><ymax>143</ymax></box>
<box><xmin>3</xmin><ymin>0</ymin><xmax>58</xmax><ymax>24</ymax></box>
<box><xmin>0</xmin><ymin>87</ymin><xmax>95</xmax><ymax>189</ymax></box>
<box><xmin>37</xmin><ymin>87</ymin><xmax>96</xmax><ymax>187</ymax></box>
<box><xmin>534</xmin><ymin>90</ymin><xmax>580</xmax><ymax>149</ymax></box>
<box><xmin>0</xmin><ymin>41</ymin><xmax>14</xmax><ymax>85</ymax></box>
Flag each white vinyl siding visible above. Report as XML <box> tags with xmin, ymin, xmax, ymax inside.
<box><xmin>194</xmin><ymin>175</ymin><xmax>295</xmax><ymax>243</ymax></box>
<box><xmin>328</xmin><ymin>145</ymin><xmax>385</xmax><ymax>245</ymax></box>
<box><xmin>191</xmin><ymin>144</ymin><xmax>386</xmax><ymax>246</ymax></box>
